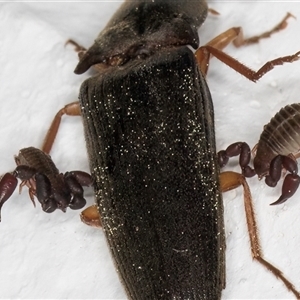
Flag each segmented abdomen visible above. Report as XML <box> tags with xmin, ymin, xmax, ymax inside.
<box><xmin>258</xmin><ymin>103</ymin><xmax>300</xmax><ymax>156</ymax></box>
<box><xmin>16</xmin><ymin>147</ymin><xmax>59</xmax><ymax>178</ymax></box>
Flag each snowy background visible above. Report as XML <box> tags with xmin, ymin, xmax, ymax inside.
<box><xmin>1</xmin><ymin>1</ymin><xmax>300</xmax><ymax>299</ymax></box>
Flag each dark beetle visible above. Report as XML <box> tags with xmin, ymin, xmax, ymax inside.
<box><xmin>4</xmin><ymin>2</ymin><xmax>300</xmax><ymax>299</ymax></box>
<box><xmin>76</xmin><ymin>0</ymin><xmax>225</xmax><ymax>299</ymax></box>
<box><xmin>80</xmin><ymin>47</ymin><xmax>224</xmax><ymax>299</ymax></box>
<box><xmin>68</xmin><ymin>0</ymin><xmax>300</xmax><ymax>298</ymax></box>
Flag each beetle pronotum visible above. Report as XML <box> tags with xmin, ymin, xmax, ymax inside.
<box><xmin>1</xmin><ymin>2</ymin><xmax>300</xmax><ymax>299</ymax></box>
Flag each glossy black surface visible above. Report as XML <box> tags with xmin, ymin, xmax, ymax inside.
<box><xmin>80</xmin><ymin>46</ymin><xmax>225</xmax><ymax>299</ymax></box>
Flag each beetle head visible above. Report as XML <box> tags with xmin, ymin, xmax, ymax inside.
<box><xmin>74</xmin><ymin>0</ymin><xmax>207</xmax><ymax>74</ymax></box>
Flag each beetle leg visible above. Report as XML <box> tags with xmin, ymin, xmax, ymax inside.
<box><xmin>207</xmin><ymin>12</ymin><xmax>293</xmax><ymax>51</ymax></box>
<box><xmin>41</xmin><ymin>101</ymin><xmax>81</xmax><ymax>154</ymax></box>
<box><xmin>234</xmin><ymin>12</ymin><xmax>295</xmax><ymax>46</ymax></box>
<box><xmin>65</xmin><ymin>39</ymin><xmax>86</xmax><ymax>53</ymax></box>
<box><xmin>0</xmin><ymin>173</ymin><xmax>18</xmax><ymax>221</ymax></box>
<box><xmin>220</xmin><ymin>171</ymin><xmax>300</xmax><ymax>299</ymax></box>
<box><xmin>65</xmin><ymin>39</ymin><xmax>89</xmax><ymax>64</ymax></box>
<box><xmin>195</xmin><ymin>13</ymin><xmax>299</xmax><ymax>78</ymax></box>
<box><xmin>208</xmin><ymin>8</ymin><xmax>219</xmax><ymax>16</ymax></box>
<box><xmin>80</xmin><ymin>204</ymin><xmax>101</xmax><ymax>228</ymax></box>
<box><xmin>196</xmin><ymin>44</ymin><xmax>300</xmax><ymax>81</ymax></box>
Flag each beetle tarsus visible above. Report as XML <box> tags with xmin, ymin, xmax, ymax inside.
<box><xmin>80</xmin><ymin>204</ymin><xmax>101</xmax><ymax>228</ymax></box>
